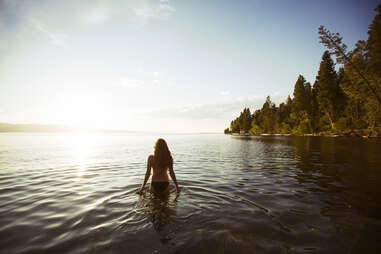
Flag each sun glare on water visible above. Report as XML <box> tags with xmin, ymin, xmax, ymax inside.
<box><xmin>66</xmin><ymin>131</ymin><xmax>98</xmax><ymax>178</ymax></box>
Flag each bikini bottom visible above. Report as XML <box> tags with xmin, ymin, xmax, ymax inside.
<box><xmin>151</xmin><ymin>181</ymin><xmax>169</xmax><ymax>193</ymax></box>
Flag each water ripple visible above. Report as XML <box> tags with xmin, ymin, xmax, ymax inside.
<box><xmin>1</xmin><ymin>134</ymin><xmax>381</xmax><ymax>253</ymax></box>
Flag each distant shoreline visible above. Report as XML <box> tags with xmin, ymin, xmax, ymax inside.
<box><xmin>0</xmin><ymin>122</ymin><xmax>220</xmax><ymax>135</ymax></box>
<box><xmin>0</xmin><ymin>122</ymin><xmax>134</xmax><ymax>133</ymax></box>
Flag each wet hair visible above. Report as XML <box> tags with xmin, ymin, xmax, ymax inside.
<box><xmin>153</xmin><ymin>138</ymin><xmax>173</xmax><ymax>168</ymax></box>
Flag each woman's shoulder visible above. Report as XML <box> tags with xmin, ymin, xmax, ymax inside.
<box><xmin>147</xmin><ymin>154</ymin><xmax>154</xmax><ymax>163</ymax></box>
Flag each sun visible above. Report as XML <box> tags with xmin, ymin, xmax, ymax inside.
<box><xmin>59</xmin><ymin>95</ymin><xmax>107</xmax><ymax>129</ymax></box>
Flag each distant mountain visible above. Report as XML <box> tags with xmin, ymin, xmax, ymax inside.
<box><xmin>0</xmin><ymin>122</ymin><xmax>74</xmax><ymax>132</ymax></box>
<box><xmin>0</xmin><ymin>122</ymin><xmax>139</xmax><ymax>133</ymax></box>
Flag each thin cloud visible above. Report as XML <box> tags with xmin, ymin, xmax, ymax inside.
<box><xmin>142</xmin><ymin>97</ymin><xmax>267</xmax><ymax>120</ymax></box>
<box><xmin>158</xmin><ymin>3</ymin><xmax>176</xmax><ymax>15</ymax></box>
<box><xmin>134</xmin><ymin>2</ymin><xmax>176</xmax><ymax>21</ymax></box>
<box><xmin>0</xmin><ymin>0</ymin><xmax>177</xmax><ymax>54</ymax></box>
<box><xmin>27</xmin><ymin>17</ymin><xmax>69</xmax><ymax>49</ymax></box>
<box><xmin>49</xmin><ymin>33</ymin><xmax>69</xmax><ymax>48</ymax></box>
<box><xmin>142</xmin><ymin>94</ymin><xmax>285</xmax><ymax>121</ymax></box>
<box><xmin>134</xmin><ymin>7</ymin><xmax>155</xmax><ymax>18</ymax></box>
<box><xmin>84</xmin><ymin>8</ymin><xmax>108</xmax><ymax>24</ymax></box>
<box><xmin>28</xmin><ymin>17</ymin><xmax>48</xmax><ymax>33</ymax></box>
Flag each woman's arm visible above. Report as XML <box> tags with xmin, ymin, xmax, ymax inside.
<box><xmin>138</xmin><ymin>155</ymin><xmax>152</xmax><ymax>194</ymax></box>
<box><xmin>168</xmin><ymin>159</ymin><xmax>179</xmax><ymax>193</ymax></box>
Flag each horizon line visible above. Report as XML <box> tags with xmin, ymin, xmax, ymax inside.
<box><xmin>0</xmin><ymin>122</ymin><xmax>222</xmax><ymax>135</ymax></box>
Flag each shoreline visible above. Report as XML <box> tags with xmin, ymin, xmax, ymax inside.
<box><xmin>228</xmin><ymin>132</ymin><xmax>381</xmax><ymax>138</ymax></box>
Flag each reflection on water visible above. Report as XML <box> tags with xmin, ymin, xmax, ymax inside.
<box><xmin>67</xmin><ymin>132</ymin><xmax>96</xmax><ymax>177</ymax></box>
<box><xmin>1</xmin><ymin>133</ymin><xmax>381</xmax><ymax>253</ymax></box>
<box><xmin>138</xmin><ymin>191</ymin><xmax>178</xmax><ymax>232</ymax></box>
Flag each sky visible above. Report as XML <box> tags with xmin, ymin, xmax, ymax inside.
<box><xmin>0</xmin><ymin>0</ymin><xmax>379</xmax><ymax>133</ymax></box>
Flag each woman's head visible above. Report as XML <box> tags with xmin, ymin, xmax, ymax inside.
<box><xmin>153</xmin><ymin>138</ymin><xmax>172</xmax><ymax>168</ymax></box>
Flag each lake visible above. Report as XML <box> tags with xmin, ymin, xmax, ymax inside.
<box><xmin>1</xmin><ymin>133</ymin><xmax>381</xmax><ymax>253</ymax></box>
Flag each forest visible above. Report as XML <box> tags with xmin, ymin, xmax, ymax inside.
<box><xmin>225</xmin><ymin>4</ymin><xmax>381</xmax><ymax>137</ymax></box>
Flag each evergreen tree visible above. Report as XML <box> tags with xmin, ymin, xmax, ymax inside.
<box><xmin>315</xmin><ymin>51</ymin><xmax>339</xmax><ymax>129</ymax></box>
<box><xmin>261</xmin><ymin>96</ymin><xmax>276</xmax><ymax>133</ymax></box>
<box><xmin>285</xmin><ymin>96</ymin><xmax>294</xmax><ymax>129</ymax></box>
<box><xmin>364</xmin><ymin>3</ymin><xmax>381</xmax><ymax>128</ymax></box>
<box><xmin>226</xmin><ymin>5</ymin><xmax>381</xmax><ymax>135</ymax></box>
<box><xmin>366</xmin><ymin>3</ymin><xmax>381</xmax><ymax>77</ymax></box>
<box><xmin>290</xmin><ymin>75</ymin><xmax>313</xmax><ymax>133</ymax></box>
<box><xmin>242</xmin><ymin>108</ymin><xmax>252</xmax><ymax>132</ymax></box>
<box><xmin>319</xmin><ymin>25</ymin><xmax>381</xmax><ymax>105</ymax></box>
<box><xmin>304</xmin><ymin>82</ymin><xmax>313</xmax><ymax>117</ymax></box>
<box><xmin>311</xmin><ymin>81</ymin><xmax>320</xmax><ymax>132</ymax></box>
<box><xmin>292</xmin><ymin>75</ymin><xmax>307</xmax><ymax>113</ymax></box>
<box><xmin>228</xmin><ymin>108</ymin><xmax>253</xmax><ymax>133</ymax></box>
<box><xmin>342</xmin><ymin>40</ymin><xmax>380</xmax><ymax>129</ymax></box>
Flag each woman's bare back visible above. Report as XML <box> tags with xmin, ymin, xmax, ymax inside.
<box><xmin>148</xmin><ymin>155</ymin><xmax>169</xmax><ymax>182</ymax></box>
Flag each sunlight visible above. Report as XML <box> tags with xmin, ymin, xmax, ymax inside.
<box><xmin>59</xmin><ymin>95</ymin><xmax>107</xmax><ymax>129</ymax></box>
<box><xmin>66</xmin><ymin>131</ymin><xmax>98</xmax><ymax>177</ymax></box>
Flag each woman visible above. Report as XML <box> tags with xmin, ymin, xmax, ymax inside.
<box><xmin>138</xmin><ymin>138</ymin><xmax>179</xmax><ymax>194</ymax></box>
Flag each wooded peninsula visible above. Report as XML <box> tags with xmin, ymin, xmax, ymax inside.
<box><xmin>225</xmin><ymin>4</ymin><xmax>381</xmax><ymax>138</ymax></box>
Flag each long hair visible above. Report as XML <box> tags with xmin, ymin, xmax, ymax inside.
<box><xmin>153</xmin><ymin>138</ymin><xmax>173</xmax><ymax>168</ymax></box>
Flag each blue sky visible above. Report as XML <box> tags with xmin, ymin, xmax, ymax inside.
<box><xmin>0</xmin><ymin>0</ymin><xmax>379</xmax><ymax>132</ymax></box>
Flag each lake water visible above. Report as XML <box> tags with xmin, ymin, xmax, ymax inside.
<box><xmin>1</xmin><ymin>133</ymin><xmax>381</xmax><ymax>254</ymax></box>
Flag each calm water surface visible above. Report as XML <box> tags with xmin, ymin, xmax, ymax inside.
<box><xmin>1</xmin><ymin>133</ymin><xmax>381</xmax><ymax>253</ymax></box>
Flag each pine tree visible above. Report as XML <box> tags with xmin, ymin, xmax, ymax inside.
<box><xmin>342</xmin><ymin>40</ymin><xmax>380</xmax><ymax>129</ymax></box>
<box><xmin>315</xmin><ymin>51</ymin><xmax>339</xmax><ymax>130</ymax></box>
<box><xmin>366</xmin><ymin>3</ymin><xmax>381</xmax><ymax>77</ymax></box>
<box><xmin>364</xmin><ymin>3</ymin><xmax>381</xmax><ymax>128</ymax></box>
<box><xmin>226</xmin><ymin>4</ymin><xmax>381</xmax><ymax>134</ymax></box>
<box><xmin>311</xmin><ymin>81</ymin><xmax>320</xmax><ymax>132</ymax></box>
<box><xmin>318</xmin><ymin>24</ymin><xmax>381</xmax><ymax>105</ymax></box>
<box><xmin>261</xmin><ymin>96</ymin><xmax>275</xmax><ymax>133</ymax></box>
<box><xmin>243</xmin><ymin>108</ymin><xmax>252</xmax><ymax>132</ymax></box>
<box><xmin>304</xmin><ymin>83</ymin><xmax>313</xmax><ymax>115</ymax></box>
<box><xmin>292</xmin><ymin>75</ymin><xmax>307</xmax><ymax>113</ymax></box>
<box><xmin>290</xmin><ymin>75</ymin><xmax>313</xmax><ymax>133</ymax></box>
